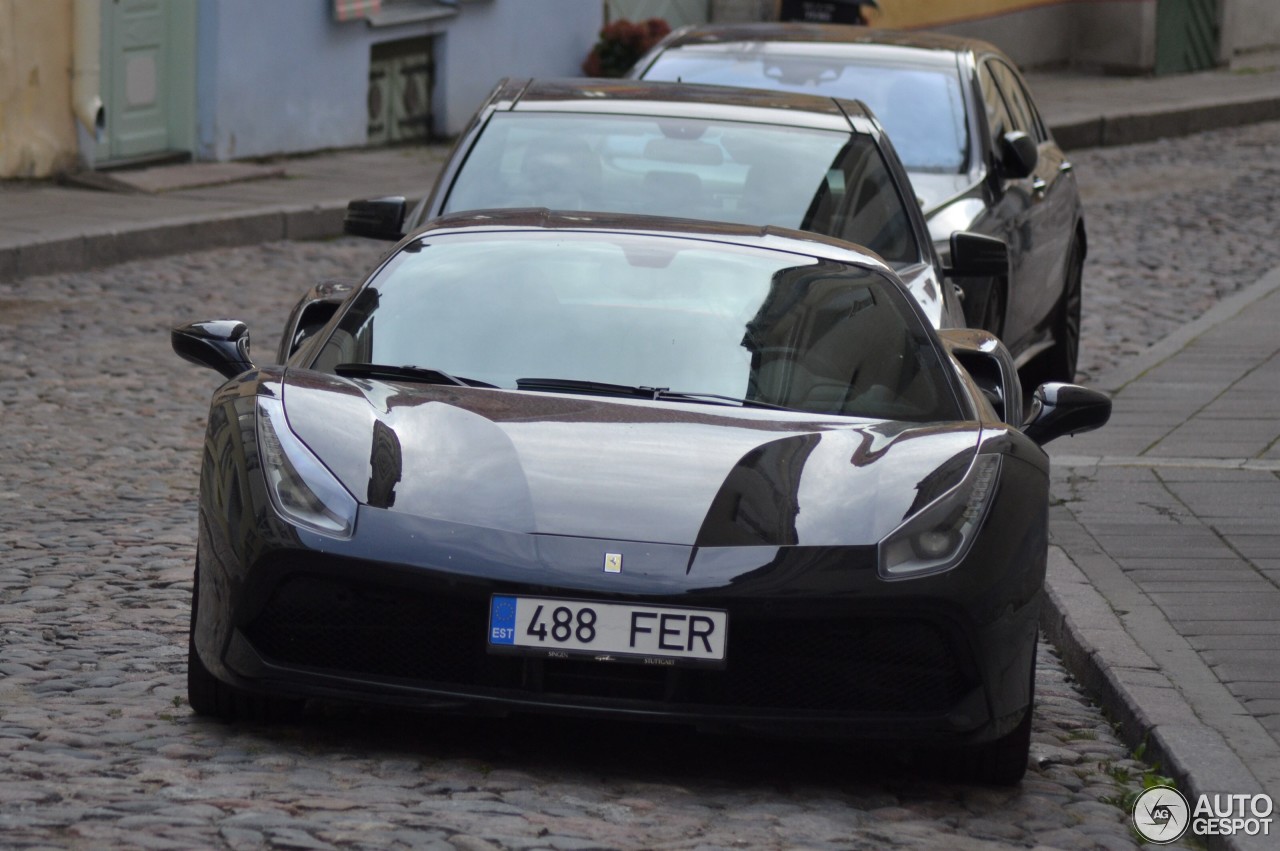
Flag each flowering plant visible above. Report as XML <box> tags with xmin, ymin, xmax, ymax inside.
<box><xmin>582</xmin><ymin>18</ymin><xmax>672</xmax><ymax>78</ymax></box>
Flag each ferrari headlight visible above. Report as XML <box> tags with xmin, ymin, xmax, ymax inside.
<box><xmin>256</xmin><ymin>396</ymin><xmax>357</xmax><ymax>538</ymax></box>
<box><xmin>878</xmin><ymin>454</ymin><xmax>1001</xmax><ymax>579</ymax></box>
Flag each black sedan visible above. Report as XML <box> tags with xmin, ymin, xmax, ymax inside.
<box><xmin>344</xmin><ymin>77</ymin><xmax>1013</xmax><ymax>333</ymax></box>
<box><xmin>633</xmin><ymin>24</ymin><xmax>1086</xmax><ymax>383</ymax></box>
<box><xmin>173</xmin><ymin>210</ymin><xmax>1110</xmax><ymax>785</ymax></box>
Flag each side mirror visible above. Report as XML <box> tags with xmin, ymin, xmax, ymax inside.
<box><xmin>1022</xmin><ymin>382</ymin><xmax>1112</xmax><ymax>446</ymax></box>
<box><xmin>945</xmin><ymin>231</ymin><xmax>1009</xmax><ymax>279</ymax></box>
<box><xmin>998</xmin><ymin>130</ymin><xmax>1038</xmax><ymax>180</ymax></box>
<box><xmin>344</xmin><ymin>196</ymin><xmax>406</xmax><ymax>241</ymax></box>
<box><xmin>937</xmin><ymin>327</ymin><xmax>1021</xmax><ymax>426</ymax></box>
<box><xmin>277</xmin><ymin>278</ymin><xmax>357</xmax><ymax>363</ymax></box>
<box><xmin>172</xmin><ymin>320</ymin><xmax>255</xmax><ymax>380</ymax></box>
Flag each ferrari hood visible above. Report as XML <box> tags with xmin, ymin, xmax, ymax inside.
<box><xmin>280</xmin><ymin>371</ymin><xmax>981</xmax><ymax>548</ymax></box>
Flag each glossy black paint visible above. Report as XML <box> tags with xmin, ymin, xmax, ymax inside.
<box><xmin>192</xmin><ymin>365</ymin><xmax>1045</xmax><ymax>742</ymax></box>
<box><xmin>343</xmin><ymin>196</ymin><xmax>406</xmax><ymax>241</ymax></box>
<box><xmin>172</xmin><ymin>320</ymin><xmax>254</xmax><ymax>380</ymax></box>
<box><xmin>632</xmin><ymin>24</ymin><xmax>1088</xmax><ymax>378</ymax></box>
<box><xmin>175</xmin><ymin>214</ymin><xmax>1109</xmax><ymax>768</ymax></box>
<box><xmin>1022</xmin><ymin>382</ymin><xmax>1112</xmax><ymax>445</ymax></box>
<box><xmin>276</xmin><ymin>278</ymin><xmax>359</xmax><ymax>364</ymax></box>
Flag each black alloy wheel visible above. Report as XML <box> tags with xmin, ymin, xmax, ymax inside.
<box><xmin>1043</xmin><ymin>240</ymin><xmax>1083</xmax><ymax>383</ymax></box>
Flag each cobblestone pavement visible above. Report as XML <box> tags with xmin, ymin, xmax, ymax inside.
<box><xmin>1069</xmin><ymin>119</ymin><xmax>1280</xmax><ymax>385</ymax></box>
<box><xmin>7</xmin><ymin>120</ymin><xmax>1277</xmax><ymax>851</ymax></box>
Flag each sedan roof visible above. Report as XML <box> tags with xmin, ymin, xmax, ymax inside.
<box><xmin>494</xmin><ymin>78</ymin><xmax>874</xmax><ymax>133</ymax></box>
<box><xmin>656</xmin><ymin>22</ymin><xmax>1000</xmax><ymax>60</ymax></box>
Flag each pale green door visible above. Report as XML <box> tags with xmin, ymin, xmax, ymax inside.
<box><xmin>98</xmin><ymin>0</ymin><xmax>196</xmax><ymax>163</ymax></box>
<box><xmin>1155</xmin><ymin>0</ymin><xmax>1221</xmax><ymax>75</ymax></box>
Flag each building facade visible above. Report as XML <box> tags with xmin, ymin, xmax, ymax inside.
<box><xmin>0</xmin><ymin>0</ymin><xmax>602</xmax><ymax>178</ymax></box>
<box><xmin>2</xmin><ymin>0</ymin><xmax>1276</xmax><ymax>179</ymax></box>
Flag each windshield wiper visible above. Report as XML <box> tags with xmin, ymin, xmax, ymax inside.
<box><xmin>517</xmin><ymin>377</ymin><xmax>664</xmax><ymax>398</ymax></box>
<box><xmin>516</xmin><ymin>377</ymin><xmax>794</xmax><ymax>411</ymax></box>
<box><xmin>336</xmin><ymin>363</ymin><xmax>496</xmax><ymax>388</ymax></box>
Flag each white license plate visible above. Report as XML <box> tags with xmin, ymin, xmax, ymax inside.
<box><xmin>488</xmin><ymin>595</ymin><xmax>727</xmax><ymax>666</ymax></box>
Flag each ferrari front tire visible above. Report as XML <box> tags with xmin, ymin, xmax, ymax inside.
<box><xmin>938</xmin><ymin>643</ymin><xmax>1035</xmax><ymax>786</ymax></box>
<box><xmin>188</xmin><ymin>565</ymin><xmax>302</xmax><ymax>723</ymax></box>
<box><xmin>958</xmin><ymin>699</ymin><xmax>1033</xmax><ymax>786</ymax></box>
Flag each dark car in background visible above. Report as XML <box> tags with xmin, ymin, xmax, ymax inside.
<box><xmin>172</xmin><ymin>210</ymin><xmax>1110</xmax><ymax>784</ymax></box>
<box><xmin>345</xmin><ymin>77</ymin><xmax>1015</xmax><ymax>332</ymax></box>
<box><xmin>633</xmin><ymin>24</ymin><xmax>1086</xmax><ymax>383</ymax></box>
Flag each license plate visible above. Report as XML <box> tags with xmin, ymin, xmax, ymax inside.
<box><xmin>488</xmin><ymin>595</ymin><xmax>727</xmax><ymax>667</ymax></box>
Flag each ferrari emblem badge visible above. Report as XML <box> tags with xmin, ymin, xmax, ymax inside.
<box><xmin>603</xmin><ymin>552</ymin><xmax>623</xmax><ymax>574</ymax></box>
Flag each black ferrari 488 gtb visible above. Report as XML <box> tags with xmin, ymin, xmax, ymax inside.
<box><xmin>173</xmin><ymin>210</ymin><xmax>1109</xmax><ymax>784</ymax></box>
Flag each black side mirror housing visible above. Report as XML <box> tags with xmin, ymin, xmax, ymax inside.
<box><xmin>937</xmin><ymin>327</ymin><xmax>1021</xmax><ymax>426</ymax></box>
<box><xmin>945</xmin><ymin>231</ymin><xmax>1009</xmax><ymax>279</ymax></box>
<box><xmin>1022</xmin><ymin>382</ymin><xmax>1112</xmax><ymax>446</ymax></box>
<box><xmin>172</xmin><ymin>320</ymin><xmax>255</xmax><ymax>380</ymax></box>
<box><xmin>277</xmin><ymin>278</ymin><xmax>357</xmax><ymax>363</ymax></box>
<box><xmin>344</xmin><ymin>196</ymin><xmax>407</xmax><ymax>241</ymax></box>
<box><xmin>998</xmin><ymin>130</ymin><xmax>1038</xmax><ymax>180</ymax></box>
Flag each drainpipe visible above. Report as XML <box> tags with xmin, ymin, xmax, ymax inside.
<box><xmin>71</xmin><ymin>0</ymin><xmax>105</xmax><ymax>159</ymax></box>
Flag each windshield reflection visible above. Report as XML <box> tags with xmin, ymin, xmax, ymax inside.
<box><xmin>312</xmin><ymin>232</ymin><xmax>960</xmax><ymax>422</ymax></box>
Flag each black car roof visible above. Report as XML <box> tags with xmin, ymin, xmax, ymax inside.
<box><xmin>658</xmin><ymin>23</ymin><xmax>1002</xmax><ymax>62</ymax></box>
<box><xmin>414</xmin><ymin>209</ymin><xmax>892</xmax><ymax>272</ymax></box>
<box><xmin>493</xmin><ymin>77</ymin><xmax>874</xmax><ymax>132</ymax></box>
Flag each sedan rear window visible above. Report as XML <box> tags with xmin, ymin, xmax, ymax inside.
<box><xmin>641</xmin><ymin>52</ymin><xmax>969</xmax><ymax>174</ymax></box>
<box><xmin>441</xmin><ymin>113</ymin><xmax>918</xmax><ymax>266</ymax></box>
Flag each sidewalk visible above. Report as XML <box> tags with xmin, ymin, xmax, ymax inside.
<box><xmin>3</xmin><ymin>58</ymin><xmax>1280</xmax><ymax>848</ymax></box>
<box><xmin>1044</xmin><ymin>269</ymin><xmax>1280</xmax><ymax>851</ymax></box>
<box><xmin>0</xmin><ymin>145</ymin><xmax>453</xmax><ymax>282</ymax></box>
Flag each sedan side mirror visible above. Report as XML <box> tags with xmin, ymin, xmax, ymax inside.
<box><xmin>344</xmin><ymin>196</ymin><xmax>407</xmax><ymax>241</ymax></box>
<box><xmin>998</xmin><ymin>130</ymin><xmax>1038</xmax><ymax>180</ymax></box>
<box><xmin>944</xmin><ymin>232</ymin><xmax>1009</xmax><ymax>279</ymax></box>
<box><xmin>172</xmin><ymin>320</ymin><xmax>256</xmax><ymax>380</ymax></box>
<box><xmin>938</xmin><ymin>327</ymin><xmax>1021</xmax><ymax>426</ymax></box>
<box><xmin>1022</xmin><ymin>382</ymin><xmax>1112</xmax><ymax>446</ymax></box>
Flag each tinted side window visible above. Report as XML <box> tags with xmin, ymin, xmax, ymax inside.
<box><xmin>978</xmin><ymin>63</ymin><xmax>1014</xmax><ymax>148</ymax></box>
<box><xmin>988</xmin><ymin>60</ymin><xmax>1043</xmax><ymax>143</ymax></box>
<box><xmin>823</xmin><ymin>142</ymin><xmax>917</xmax><ymax>265</ymax></box>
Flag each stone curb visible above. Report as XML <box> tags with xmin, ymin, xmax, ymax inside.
<box><xmin>1041</xmin><ymin>547</ymin><xmax>1272</xmax><ymax>851</ymax></box>
<box><xmin>1</xmin><ymin>203</ymin><xmax>347</xmax><ymax>281</ymax></box>
<box><xmin>1052</xmin><ymin>94</ymin><xmax>1280</xmax><ymax>150</ymax></box>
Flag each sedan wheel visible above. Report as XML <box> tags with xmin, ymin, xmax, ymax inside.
<box><xmin>1043</xmin><ymin>240</ymin><xmax>1083</xmax><ymax>383</ymax></box>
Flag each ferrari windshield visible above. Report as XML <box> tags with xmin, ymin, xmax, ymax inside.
<box><xmin>440</xmin><ymin>113</ymin><xmax>919</xmax><ymax>266</ymax></box>
<box><xmin>641</xmin><ymin>51</ymin><xmax>969</xmax><ymax>174</ymax></box>
<box><xmin>312</xmin><ymin>232</ymin><xmax>960</xmax><ymax>421</ymax></box>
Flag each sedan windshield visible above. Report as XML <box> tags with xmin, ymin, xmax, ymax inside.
<box><xmin>440</xmin><ymin>113</ymin><xmax>919</xmax><ymax>266</ymax></box>
<box><xmin>312</xmin><ymin>232</ymin><xmax>960</xmax><ymax>422</ymax></box>
<box><xmin>641</xmin><ymin>52</ymin><xmax>969</xmax><ymax>174</ymax></box>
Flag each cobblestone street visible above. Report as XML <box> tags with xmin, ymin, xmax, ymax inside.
<box><xmin>3</xmin><ymin>120</ymin><xmax>1279</xmax><ymax>849</ymax></box>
